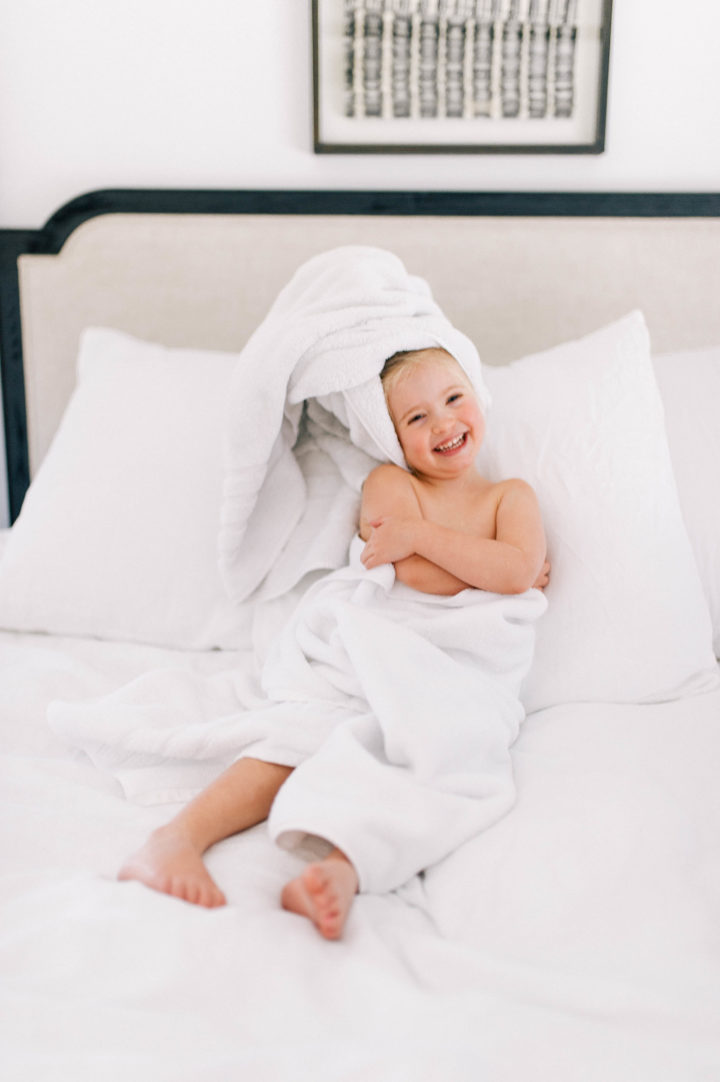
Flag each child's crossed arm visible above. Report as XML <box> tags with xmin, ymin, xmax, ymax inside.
<box><xmin>359</xmin><ymin>465</ymin><xmax>466</xmax><ymax>595</ymax></box>
<box><xmin>359</xmin><ymin>464</ymin><xmax>548</xmax><ymax>596</ymax></box>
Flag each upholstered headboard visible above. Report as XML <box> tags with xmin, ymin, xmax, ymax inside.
<box><xmin>2</xmin><ymin>189</ymin><xmax>719</xmax><ymax>521</ymax></box>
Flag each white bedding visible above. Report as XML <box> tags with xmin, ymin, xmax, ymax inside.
<box><xmin>2</xmin><ymin>628</ymin><xmax>719</xmax><ymax>1081</ymax></box>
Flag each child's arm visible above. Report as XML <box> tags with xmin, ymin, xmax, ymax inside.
<box><xmin>362</xmin><ymin>477</ymin><xmax>546</xmax><ymax>595</ymax></box>
<box><xmin>360</xmin><ymin>465</ymin><xmax>469</xmax><ymax>595</ymax></box>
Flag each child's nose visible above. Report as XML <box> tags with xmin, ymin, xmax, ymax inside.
<box><xmin>432</xmin><ymin>411</ymin><xmax>453</xmax><ymax>432</ymax></box>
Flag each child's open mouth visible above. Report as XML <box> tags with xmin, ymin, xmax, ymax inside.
<box><xmin>434</xmin><ymin>432</ymin><xmax>467</xmax><ymax>455</ymax></box>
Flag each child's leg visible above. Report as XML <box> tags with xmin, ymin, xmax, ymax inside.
<box><xmin>118</xmin><ymin>757</ymin><xmax>293</xmax><ymax>907</ymax></box>
<box><xmin>281</xmin><ymin>848</ymin><xmax>359</xmax><ymax>940</ymax></box>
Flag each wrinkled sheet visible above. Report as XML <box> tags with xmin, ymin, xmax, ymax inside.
<box><xmin>1</xmin><ymin>629</ymin><xmax>719</xmax><ymax>1082</ymax></box>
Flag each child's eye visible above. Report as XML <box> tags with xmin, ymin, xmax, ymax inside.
<box><xmin>407</xmin><ymin>413</ymin><xmax>424</xmax><ymax>425</ymax></box>
<box><xmin>447</xmin><ymin>393</ymin><xmax>463</xmax><ymax>404</ymax></box>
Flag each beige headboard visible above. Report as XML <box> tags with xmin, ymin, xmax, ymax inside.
<box><xmin>8</xmin><ymin>192</ymin><xmax>720</xmax><ymax>492</ymax></box>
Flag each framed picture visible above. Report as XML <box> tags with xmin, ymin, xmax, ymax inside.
<box><xmin>312</xmin><ymin>0</ymin><xmax>613</xmax><ymax>154</ymax></box>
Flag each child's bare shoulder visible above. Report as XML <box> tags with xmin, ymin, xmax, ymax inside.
<box><xmin>361</xmin><ymin>463</ymin><xmax>418</xmax><ymax>503</ymax></box>
<box><xmin>492</xmin><ymin>477</ymin><xmax>538</xmax><ymax>502</ymax></box>
<box><xmin>491</xmin><ymin>478</ymin><xmax>544</xmax><ymax>532</ymax></box>
<box><xmin>363</xmin><ymin>461</ymin><xmax>409</xmax><ymax>487</ymax></box>
<box><xmin>360</xmin><ymin>464</ymin><xmax>419</xmax><ymax>537</ymax></box>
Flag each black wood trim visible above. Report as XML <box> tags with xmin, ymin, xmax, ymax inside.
<box><xmin>0</xmin><ymin>230</ymin><xmax>39</xmax><ymax>522</ymax></box>
<box><xmin>35</xmin><ymin>189</ymin><xmax>720</xmax><ymax>254</ymax></box>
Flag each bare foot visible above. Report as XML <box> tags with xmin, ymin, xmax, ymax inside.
<box><xmin>118</xmin><ymin>825</ymin><xmax>226</xmax><ymax>908</ymax></box>
<box><xmin>281</xmin><ymin>854</ymin><xmax>359</xmax><ymax>940</ymax></box>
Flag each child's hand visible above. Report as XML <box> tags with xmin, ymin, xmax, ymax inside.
<box><xmin>360</xmin><ymin>516</ymin><xmax>419</xmax><ymax>569</ymax></box>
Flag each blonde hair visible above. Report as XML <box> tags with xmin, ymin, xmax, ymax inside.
<box><xmin>380</xmin><ymin>347</ymin><xmax>468</xmax><ymax>405</ymax></box>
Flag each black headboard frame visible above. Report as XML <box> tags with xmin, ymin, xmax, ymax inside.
<box><xmin>1</xmin><ymin>188</ymin><xmax>719</xmax><ymax>524</ymax></box>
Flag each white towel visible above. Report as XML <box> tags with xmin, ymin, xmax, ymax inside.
<box><xmin>260</xmin><ymin>539</ymin><xmax>546</xmax><ymax>893</ymax></box>
<box><xmin>218</xmin><ymin>246</ymin><xmax>490</xmax><ymax>604</ymax></box>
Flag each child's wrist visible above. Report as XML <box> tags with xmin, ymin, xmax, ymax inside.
<box><xmin>413</xmin><ymin>517</ymin><xmax>433</xmax><ymax>559</ymax></box>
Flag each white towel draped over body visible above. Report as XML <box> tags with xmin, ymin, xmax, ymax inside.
<box><xmin>48</xmin><ymin>245</ymin><xmax>546</xmax><ymax>894</ymax></box>
<box><xmin>262</xmin><ymin>540</ymin><xmax>546</xmax><ymax>893</ymax></box>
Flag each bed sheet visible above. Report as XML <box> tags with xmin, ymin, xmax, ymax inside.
<box><xmin>1</xmin><ymin>629</ymin><xmax>719</xmax><ymax>1082</ymax></box>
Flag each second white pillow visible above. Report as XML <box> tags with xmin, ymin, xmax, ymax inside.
<box><xmin>476</xmin><ymin>311</ymin><xmax>717</xmax><ymax>713</ymax></box>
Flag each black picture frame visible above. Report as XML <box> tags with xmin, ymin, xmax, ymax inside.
<box><xmin>312</xmin><ymin>0</ymin><xmax>613</xmax><ymax>154</ymax></box>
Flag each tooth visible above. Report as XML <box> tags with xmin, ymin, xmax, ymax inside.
<box><xmin>438</xmin><ymin>434</ymin><xmax>463</xmax><ymax>451</ymax></box>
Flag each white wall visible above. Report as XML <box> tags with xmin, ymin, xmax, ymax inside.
<box><xmin>1</xmin><ymin>0</ymin><xmax>719</xmax><ymax>526</ymax></box>
<box><xmin>1</xmin><ymin>0</ymin><xmax>719</xmax><ymax>230</ymax></box>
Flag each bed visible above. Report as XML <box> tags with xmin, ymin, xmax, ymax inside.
<box><xmin>1</xmin><ymin>189</ymin><xmax>719</xmax><ymax>1081</ymax></box>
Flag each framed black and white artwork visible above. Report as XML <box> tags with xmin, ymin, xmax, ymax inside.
<box><xmin>312</xmin><ymin>0</ymin><xmax>613</xmax><ymax>154</ymax></box>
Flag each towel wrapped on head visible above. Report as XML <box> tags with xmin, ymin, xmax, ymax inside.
<box><xmin>218</xmin><ymin>245</ymin><xmax>491</xmax><ymax>605</ymax></box>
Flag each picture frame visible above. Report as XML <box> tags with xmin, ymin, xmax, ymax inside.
<box><xmin>312</xmin><ymin>0</ymin><xmax>613</xmax><ymax>154</ymax></box>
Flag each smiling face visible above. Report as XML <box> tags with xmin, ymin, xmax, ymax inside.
<box><xmin>383</xmin><ymin>349</ymin><xmax>485</xmax><ymax>480</ymax></box>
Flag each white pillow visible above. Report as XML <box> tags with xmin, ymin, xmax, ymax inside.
<box><xmin>476</xmin><ymin>311</ymin><xmax>718</xmax><ymax>713</ymax></box>
<box><xmin>0</xmin><ymin>328</ymin><xmax>245</xmax><ymax>650</ymax></box>
<box><xmin>653</xmin><ymin>346</ymin><xmax>720</xmax><ymax>658</ymax></box>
